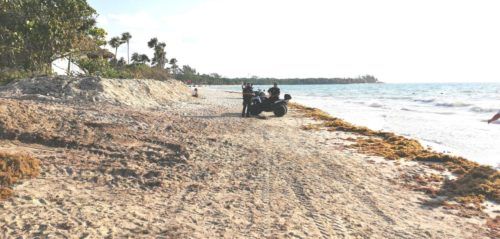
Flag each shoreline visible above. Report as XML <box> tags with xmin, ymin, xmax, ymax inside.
<box><xmin>216</xmin><ymin>83</ymin><xmax>499</xmax><ymax>168</ymax></box>
<box><xmin>0</xmin><ymin>80</ymin><xmax>498</xmax><ymax>238</ymax></box>
<box><xmin>291</xmin><ymin>97</ymin><xmax>499</xmax><ymax>169</ymax></box>
<box><xmin>286</xmin><ymin>102</ymin><xmax>499</xmax><ymax>204</ymax></box>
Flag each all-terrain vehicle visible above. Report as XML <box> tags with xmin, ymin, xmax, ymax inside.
<box><xmin>248</xmin><ymin>90</ymin><xmax>292</xmax><ymax>117</ymax></box>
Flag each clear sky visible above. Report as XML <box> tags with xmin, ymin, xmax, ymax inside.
<box><xmin>88</xmin><ymin>0</ymin><xmax>500</xmax><ymax>83</ymax></box>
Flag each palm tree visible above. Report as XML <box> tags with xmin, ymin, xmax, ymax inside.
<box><xmin>147</xmin><ymin>37</ymin><xmax>167</xmax><ymax>68</ymax></box>
<box><xmin>121</xmin><ymin>32</ymin><xmax>132</xmax><ymax>64</ymax></box>
<box><xmin>155</xmin><ymin>42</ymin><xmax>167</xmax><ymax>68</ymax></box>
<box><xmin>109</xmin><ymin>37</ymin><xmax>123</xmax><ymax>60</ymax></box>
<box><xmin>147</xmin><ymin>38</ymin><xmax>158</xmax><ymax>49</ymax></box>
<box><xmin>139</xmin><ymin>54</ymin><xmax>150</xmax><ymax>64</ymax></box>
<box><xmin>131</xmin><ymin>52</ymin><xmax>150</xmax><ymax>64</ymax></box>
<box><xmin>117</xmin><ymin>57</ymin><xmax>126</xmax><ymax>67</ymax></box>
<box><xmin>131</xmin><ymin>52</ymin><xmax>140</xmax><ymax>64</ymax></box>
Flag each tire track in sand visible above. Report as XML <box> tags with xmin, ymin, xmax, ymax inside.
<box><xmin>262</xmin><ymin>126</ymin><xmax>349</xmax><ymax>239</ymax></box>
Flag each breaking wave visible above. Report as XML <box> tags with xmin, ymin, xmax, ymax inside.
<box><xmin>470</xmin><ymin>106</ymin><xmax>499</xmax><ymax>113</ymax></box>
<box><xmin>435</xmin><ymin>102</ymin><xmax>472</xmax><ymax>108</ymax></box>
<box><xmin>414</xmin><ymin>98</ymin><xmax>435</xmax><ymax>103</ymax></box>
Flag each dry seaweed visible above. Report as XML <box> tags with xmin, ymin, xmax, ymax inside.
<box><xmin>350</xmin><ymin>137</ymin><xmax>424</xmax><ymax>160</ymax></box>
<box><xmin>414</xmin><ymin>152</ymin><xmax>479</xmax><ymax>175</ymax></box>
<box><xmin>486</xmin><ymin>216</ymin><xmax>500</xmax><ymax>238</ymax></box>
<box><xmin>301</xmin><ymin>123</ymin><xmax>322</xmax><ymax>131</ymax></box>
<box><xmin>0</xmin><ymin>152</ymin><xmax>40</xmax><ymax>200</ymax></box>
<box><xmin>442</xmin><ymin>166</ymin><xmax>500</xmax><ymax>202</ymax></box>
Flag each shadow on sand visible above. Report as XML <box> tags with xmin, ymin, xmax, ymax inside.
<box><xmin>183</xmin><ymin>112</ymin><xmax>242</xmax><ymax>119</ymax></box>
<box><xmin>183</xmin><ymin>112</ymin><xmax>273</xmax><ymax>119</ymax></box>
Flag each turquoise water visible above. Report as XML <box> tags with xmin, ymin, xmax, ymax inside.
<box><xmin>212</xmin><ymin>83</ymin><xmax>500</xmax><ymax>167</ymax></box>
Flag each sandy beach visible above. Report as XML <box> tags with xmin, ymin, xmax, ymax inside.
<box><xmin>0</xmin><ymin>78</ymin><xmax>498</xmax><ymax>238</ymax></box>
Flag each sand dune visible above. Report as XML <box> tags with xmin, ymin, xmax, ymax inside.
<box><xmin>0</xmin><ymin>76</ymin><xmax>190</xmax><ymax>108</ymax></box>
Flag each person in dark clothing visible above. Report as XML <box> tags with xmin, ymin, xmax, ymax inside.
<box><xmin>488</xmin><ymin>111</ymin><xmax>500</xmax><ymax>124</ymax></box>
<box><xmin>268</xmin><ymin>82</ymin><xmax>280</xmax><ymax>102</ymax></box>
<box><xmin>242</xmin><ymin>83</ymin><xmax>253</xmax><ymax>117</ymax></box>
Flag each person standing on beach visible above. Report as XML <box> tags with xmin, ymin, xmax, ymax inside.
<box><xmin>487</xmin><ymin>111</ymin><xmax>500</xmax><ymax>123</ymax></box>
<box><xmin>268</xmin><ymin>82</ymin><xmax>280</xmax><ymax>102</ymax></box>
<box><xmin>242</xmin><ymin>83</ymin><xmax>253</xmax><ymax>117</ymax></box>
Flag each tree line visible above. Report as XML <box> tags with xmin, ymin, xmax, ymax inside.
<box><xmin>0</xmin><ymin>0</ymin><xmax>379</xmax><ymax>85</ymax></box>
<box><xmin>176</xmin><ymin>68</ymin><xmax>379</xmax><ymax>85</ymax></box>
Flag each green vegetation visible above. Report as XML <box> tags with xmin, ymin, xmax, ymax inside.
<box><xmin>0</xmin><ymin>0</ymin><xmax>102</xmax><ymax>82</ymax></box>
<box><xmin>0</xmin><ymin>0</ymin><xmax>176</xmax><ymax>83</ymax></box>
<box><xmin>176</xmin><ymin>70</ymin><xmax>379</xmax><ymax>85</ymax></box>
<box><xmin>169</xmin><ymin>60</ymin><xmax>379</xmax><ymax>84</ymax></box>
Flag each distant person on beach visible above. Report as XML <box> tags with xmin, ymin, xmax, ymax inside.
<box><xmin>487</xmin><ymin>111</ymin><xmax>500</xmax><ymax>124</ymax></box>
<box><xmin>268</xmin><ymin>82</ymin><xmax>280</xmax><ymax>102</ymax></box>
<box><xmin>242</xmin><ymin>83</ymin><xmax>253</xmax><ymax>117</ymax></box>
<box><xmin>192</xmin><ymin>88</ymin><xmax>198</xmax><ymax>97</ymax></box>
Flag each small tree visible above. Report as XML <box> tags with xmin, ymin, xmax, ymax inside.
<box><xmin>179</xmin><ymin>65</ymin><xmax>198</xmax><ymax>83</ymax></box>
<box><xmin>116</xmin><ymin>57</ymin><xmax>126</xmax><ymax>67</ymax></box>
<box><xmin>131</xmin><ymin>52</ymin><xmax>150</xmax><ymax>65</ymax></box>
<box><xmin>69</xmin><ymin>26</ymin><xmax>108</xmax><ymax>75</ymax></box>
<box><xmin>169</xmin><ymin>58</ymin><xmax>178</xmax><ymax>76</ymax></box>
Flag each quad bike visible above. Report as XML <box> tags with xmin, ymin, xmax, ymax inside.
<box><xmin>248</xmin><ymin>90</ymin><xmax>292</xmax><ymax>117</ymax></box>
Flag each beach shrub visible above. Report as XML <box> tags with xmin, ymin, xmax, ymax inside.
<box><xmin>126</xmin><ymin>64</ymin><xmax>170</xmax><ymax>81</ymax></box>
<box><xmin>77</xmin><ymin>61</ymin><xmax>171</xmax><ymax>81</ymax></box>
<box><xmin>0</xmin><ymin>152</ymin><xmax>40</xmax><ymax>200</ymax></box>
<box><xmin>0</xmin><ymin>68</ymin><xmax>42</xmax><ymax>85</ymax></box>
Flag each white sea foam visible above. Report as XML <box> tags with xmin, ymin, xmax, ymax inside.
<box><xmin>414</xmin><ymin>98</ymin><xmax>435</xmax><ymax>103</ymax></box>
<box><xmin>368</xmin><ymin>102</ymin><xmax>384</xmax><ymax>108</ymax></box>
<box><xmin>435</xmin><ymin>102</ymin><xmax>472</xmax><ymax>107</ymax></box>
<box><xmin>470</xmin><ymin>106</ymin><xmax>499</xmax><ymax>113</ymax></box>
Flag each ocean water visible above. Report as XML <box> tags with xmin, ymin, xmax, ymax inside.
<box><xmin>212</xmin><ymin>83</ymin><xmax>500</xmax><ymax>168</ymax></box>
